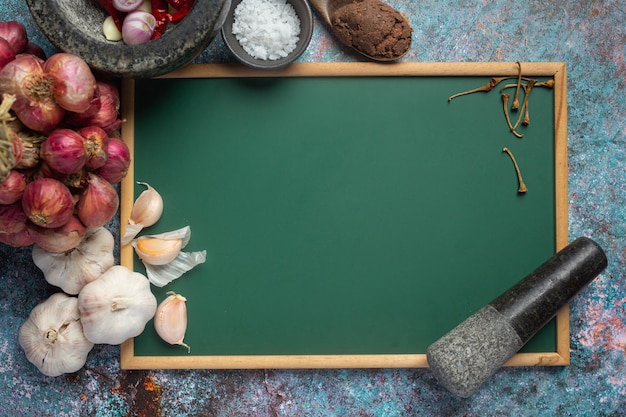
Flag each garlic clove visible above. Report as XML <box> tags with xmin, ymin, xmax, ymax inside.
<box><xmin>144</xmin><ymin>250</ymin><xmax>207</xmax><ymax>287</ymax></box>
<box><xmin>154</xmin><ymin>291</ymin><xmax>190</xmax><ymax>352</ymax></box>
<box><xmin>131</xmin><ymin>226</ymin><xmax>205</xmax><ymax>286</ymax></box>
<box><xmin>131</xmin><ymin>226</ymin><xmax>191</xmax><ymax>266</ymax></box>
<box><xmin>133</xmin><ymin>236</ymin><xmax>183</xmax><ymax>265</ymax></box>
<box><xmin>121</xmin><ymin>182</ymin><xmax>164</xmax><ymax>246</ymax></box>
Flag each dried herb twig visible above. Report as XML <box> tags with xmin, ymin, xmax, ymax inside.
<box><xmin>502</xmin><ymin>147</ymin><xmax>527</xmax><ymax>193</ymax></box>
<box><xmin>448</xmin><ymin>76</ymin><xmax>523</xmax><ymax>101</ymax></box>
<box><xmin>447</xmin><ymin>75</ymin><xmax>543</xmax><ymax>102</ymax></box>
<box><xmin>448</xmin><ymin>63</ymin><xmax>555</xmax><ymax>138</ymax></box>
<box><xmin>501</xmin><ymin>94</ymin><xmax>524</xmax><ymax>138</ymax></box>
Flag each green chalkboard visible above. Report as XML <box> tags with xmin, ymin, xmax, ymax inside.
<box><xmin>120</xmin><ymin>62</ymin><xmax>568</xmax><ymax>369</ymax></box>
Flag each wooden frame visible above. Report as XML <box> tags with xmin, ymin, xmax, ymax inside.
<box><xmin>120</xmin><ymin>62</ymin><xmax>568</xmax><ymax>370</ymax></box>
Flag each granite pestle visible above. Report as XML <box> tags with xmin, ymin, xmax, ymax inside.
<box><xmin>426</xmin><ymin>237</ymin><xmax>608</xmax><ymax>398</ymax></box>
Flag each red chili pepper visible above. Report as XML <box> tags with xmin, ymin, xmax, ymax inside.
<box><xmin>167</xmin><ymin>0</ymin><xmax>187</xmax><ymax>8</ymax></box>
<box><xmin>169</xmin><ymin>0</ymin><xmax>194</xmax><ymax>23</ymax></box>
<box><xmin>95</xmin><ymin>0</ymin><xmax>125</xmax><ymax>32</ymax></box>
<box><xmin>150</xmin><ymin>0</ymin><xmax>170</xmax><ymax>40</ymax></box>
<box><xmin>150</xmin><ymin>0</ymin><xmax>195</xmax><ymax>39</ymax></box>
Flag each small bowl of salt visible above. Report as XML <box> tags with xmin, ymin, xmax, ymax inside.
<box><xmin>221</xmin><ymin>0</ymin><xmax>313</xmax><ymax>70</ymax></box>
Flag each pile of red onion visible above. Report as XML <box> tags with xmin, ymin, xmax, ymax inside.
<box><xmin>0</xmin><ymin>20</ymin><xmax>130</xmax><ymax>252</ymax></box>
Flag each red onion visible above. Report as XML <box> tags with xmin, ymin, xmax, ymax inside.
<box><xmin>94</xmin><ymin>137</ymin><xmax>131</xmax><ymax>184</ymax></box>
<box><xmin>0</xmin><ymin>21</ymin><xmax>28</xmax><ymax>54</ymax></box>
<box><xmin>0</xmin><ymin>169</ymin><xmax>26</xmax><ymax>204</ymax></box>
<box><xmin>31</xmin><ymin>214</ymin><xmax>86</xmax><ymax>253</ymax></box>
<box><xmin>65</xmin><ymin>80</ymin><xmax>121</xmax><ymax>131</ymax></box>
<box><xmin>0</xmin><ymin>37</ymin><xmax>16</xmax><ymax>71</ymax></box>
<box><xmin>0</xmin><ymin>202</ymin><xmax>35</xmax><ymax>247</ymax></box>
<box><xmin>113</xmin><ymin>0</ymin><xmax>144</xmax><ymax>12</ymax></box>
<box><xmin>122</xmin><ymin>11</ymin><xmax>157</xmax><ymax>45</ymax></box>
<box><xmin>77</xmin><ymin>173</ymin><xmax>120</xmax><ymax>228</ymax></box>
<box><xmin>77</xmin><ymin>126</ymin><xmax>109</xmax><ymax>170</ymax></box>
<box><xmin>40</xmin><ymin>128</ymin><xmax>88</xmax><ymax>174</ymax></box>
<box><xmin>39</xmin><ymin>162</ymin><xmax>89</xmax><ymax>189</ymax></box>
<box><xmin>0</xmin><ymin>54</ymin><xmax>65</xmax><ymax>132</ymax></box>
<box><xmin>23</xmin><ymin>42</ymin><xmax>47</xmax><ymax>60</ymax></box>
<box><xmin>43</xmin><ymin>53</ymin><xmax>96</xmax><ymax>113</ymax></box>
<box><xmin>21</xmin><ymin>177</ymin><xmax>74</xmax><ymax>228</ymax></box>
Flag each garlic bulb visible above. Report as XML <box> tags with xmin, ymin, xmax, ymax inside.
<box><xmin>78</xmin><ymin>265</ymin><xmax>157</xmax><ymax>345</ymax></box>
<box><xmin>32</xmin><ymin>227</ymin><xmax>115</xmax><ymax>295</ymax></box>
<box><xmin>121</xmin><ymin>182</ymin><xmax>163</xmax><ymax>246</ymax></box>
<box><xmin>131</xmin><ymin>226</ymin><xmax>207</xmax><ymax>287</ymax></box>
<box><xmin>154</xmin><ymin>292</ymin><xmax>190</xmax><ymax>352</ymax></box>
<box><xmin>19</xmin><ymin>292</ymin><xmax>94</xmax><ymax>377</ymax></box>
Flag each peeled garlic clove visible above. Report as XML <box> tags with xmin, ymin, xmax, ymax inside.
<box><xmin>121</xmin><ymin>182</ymin><xmax>164</xmax><ymax>246</ymax></box>
<box><xmin>133</xmin><ymin>236</ymin><xmax>183</xmax><ymax>265</ymax></box>
<box><xmin>131</xmin><ymin>226</ymin><xmax>206</xmax><ymax>287</ymax></box>
<box><xmin>131</xmin><ymin>226</ymin><xmax>190</xmax><ymax>266</ymax></box>
<box><xmin>154</xmin><ymin>291</ymin><xmax>190</xmax><ymax>352</ymax></box>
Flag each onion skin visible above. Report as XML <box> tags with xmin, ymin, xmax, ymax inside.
<box><xmin>0</xmin><ymin>54</ymin><xmax>65</xmax><ymax>132</ymax></box>
<box><xmin>23</xmin><ymin>42</ymin><xmax>46</xmax><ymax>60</ymax></box>
<box><xmin>0</xmin><ymin>21</ymin><xmax>28</xmax><ymax>54</ymax></box>
<box><xmin>21</xmin><ymin>177</ymin><xmax>74</xmax><ymax>229</ymax></box>
<box><xmin>77</xmin><ymin>173</ymin><xmax>120</xmax><ymax>228</ymax></box>
<box><xmin>95</xmin><ymin>137</ymin><xmax>131</xmax><ymax>184</ymax></box>
<box><xmin>40</xmin><ymin>128</ymin><xmax>88</xmax><ymax>174</ymax></box>
<box><xmin>31</xmin><ymin>214</ymin><xmax>86</xmax><ymax>253</ymax></box>
<box><xmin>0</xmin><ymin>202</ymin><xmax>35</xmax><ymax>247</ymax></box>
<box><xmin>77</xmin><ymin>126</ymin><xmax>109</xmax><ymax>170</ymax></box>
<box><xmin>13</xmin><ymin>130</ymin><xmax>45</xmax><ymax>170</ymax></box>
<box><xmin>65</xmin><ymin>80</ymin><xmax>121</xmax><ymax>131</ymax></box>
<box><xmin>0</xmin><ymin>37</ymin><xmax>16</xmax><ymax>71</ymax></box>
<box><xmin>43</xmin><ymin>53</ymin><xmax>96</xmax><ymax>113</ymax></box>
<box><xmin>0</xmin><ymin>169</ymin><xmax>26</xmax><ymax>204</ymax></box>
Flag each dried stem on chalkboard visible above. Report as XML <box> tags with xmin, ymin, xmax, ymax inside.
<box><xmin>503</xmin><ymin>147</ymin><xmax>528</xmax><ymax>193</ymax></box>
<box><xmin>447</xmin><ymin>63</ymin><xmax>555</xmax><ymax>138</ymax></box>
<box><xmin>501</xmin><ymin>78</ymin><xmax>537</xmax><ymax>132</ymax></box>
<box><xmin>501</xmin><ymin>94</ymin><xmax>524</xmax><ymax>138</ymax></box>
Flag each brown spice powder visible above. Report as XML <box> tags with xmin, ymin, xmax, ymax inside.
<box><xmin>330</xmin><ymin>0</ymin><xmax>413</xmax><ymax>60</ymax></box>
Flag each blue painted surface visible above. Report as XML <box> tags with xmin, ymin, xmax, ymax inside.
<box><xmin>1</xmin><ymin>0</ymin><xmax>625</xmax><ymax>415</ymax></box>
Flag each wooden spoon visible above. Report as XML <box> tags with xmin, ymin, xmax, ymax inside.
<box><xmin>308</xmin><ymin>0</ymin><xmax>413</xmax><ymax>61</ymax></box>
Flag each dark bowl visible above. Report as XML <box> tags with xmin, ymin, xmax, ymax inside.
<box><xmin>221</xmin><ymin>0</ymin><xmax>312</xmax><ymax>70</ymax></box>
<box><xmin>26</xmin><ymin>0</ymin><xmax>231</xmax><ymax>78</ymax></box>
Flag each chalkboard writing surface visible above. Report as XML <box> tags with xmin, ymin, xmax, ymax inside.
<box><xmin>120</xmin><ymin>62</ymin><xmax>567</xmax><ymax>369</ymax></box>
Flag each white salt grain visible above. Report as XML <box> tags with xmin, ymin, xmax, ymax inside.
<box><xmin>232</xmin><ymin>0</ymin><xmax>301</xmax><ymax>60</ymax></box>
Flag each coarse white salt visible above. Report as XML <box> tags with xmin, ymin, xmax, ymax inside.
<box><xmin>232</xmin><ymin>0</ymin><xmax>301</xmax><ymax>60</ymax></box>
